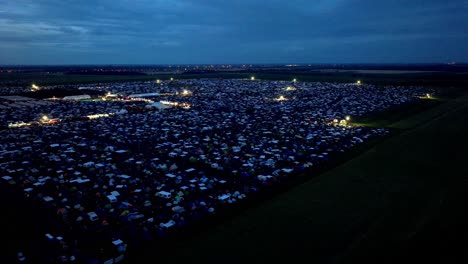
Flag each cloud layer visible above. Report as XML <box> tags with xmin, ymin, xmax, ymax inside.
<box><xmin>1</xmin><ymin>0</ymin><xmax>467</xmax><ymax>64</ymax></box>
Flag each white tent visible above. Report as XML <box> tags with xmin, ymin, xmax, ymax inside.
<box><xmin>145</xmin><ymin>102</ymin><xmax>171</xmax><ymax>110</ymax></box>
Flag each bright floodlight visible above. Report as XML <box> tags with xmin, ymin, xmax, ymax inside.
<box><xmin>276</xmin><ymin>95</ymin><xmax>286</xmax><ymax>101</ymax></box>
<box><xmin>42</xmin><ymin>115</ymin><xmax>49</xmax><ymax>121</ymax></box>
<box><xmin>345</xmin><ymin>116</ymin><xmax>351</xmax><ymax>121</ymax></box>
<box><xmin>31</xmin><ymin>84</ymin><xmax>40</xmax><ymax>91</ymax></box>
<box><xmin>251</xmin><ymin>76</ymin><xmax>255</xmax><ymax>81</ymax></box>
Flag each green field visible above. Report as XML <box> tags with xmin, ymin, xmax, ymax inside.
<box><xmin>128</xmin><ymin>91</ymin><xmax>468</xmax><ymax>263</ymax></box>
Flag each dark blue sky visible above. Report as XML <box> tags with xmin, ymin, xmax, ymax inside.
<box><xmin>1</xmin><ymin>0</ymin><xmax>467</xmax><ymax>64</ymax></box>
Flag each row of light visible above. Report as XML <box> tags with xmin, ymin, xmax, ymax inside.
<box><xmin>160</xmin><ymin>100</ymin><xmax>191</xmax><ymax>109</ymax></box>
<box><xmin>333</xmin><ymin>116</ymin><xmax>352</xmax><ymax>126</ymax></box>
<box><xmin>155</xmin><ymin>78</ymin><xmax>174</xmax><ymax>84</ymax></box>
<box><xmin>251</xmin><ymin>77</ymin><xmax>297</xmax><ymax>82</ymax></box>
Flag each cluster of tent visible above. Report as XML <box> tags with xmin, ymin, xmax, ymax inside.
<box><xmin>0</xmin><ymin>79</ymin><xmax>429</xmax><ymax>262</ymax></box>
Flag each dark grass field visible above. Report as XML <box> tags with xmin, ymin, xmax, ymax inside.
<box><xmin>127</xmin><ymin>91</ymin><xmax>468</xmax><ymax>264</ymax></box>
<box><xmin>1</xmin><ymin>70</ymin><xmax>468</xmax><ymax>87</ymax></box>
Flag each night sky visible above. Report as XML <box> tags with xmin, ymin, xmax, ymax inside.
<box><xmin>1</xmin><ymin>0</ymin><xmax>467</xmax><ymax>64</ymax></box>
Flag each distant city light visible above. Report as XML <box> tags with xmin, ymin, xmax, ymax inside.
<box><xmin>251</xmin><ymin>76</ymin><xmax>255</xmax><ymax>81</ymax></box>
<box><xmin>156</xmin><ymin>79</ymin><xmax>161</xmax><ymax>84</ymax></box>
<box><xmin>182</xmin><ymin>89</ymin><xmax>191</xmax><ymax>96</ymax></box>
<box><xmin>170</xmin><ymin>77</ymin><xmax>174</xmax><ymax>81</ymax></box>
<box><xmin>356</xmin><ymin>80</ymin><xmax>362</xmax><ymax>85</ymax></box>
<box><xmin>293</xmin><ymin>78</ymin><xmax>297</xmax><ymax>82</ymax></box>
<box><xmin>42</xmin><ymin>115</ymin><xmax>49</xmax><ymax>121</ymax></box>
<box><xmin>345</xmin><ymin>116</ymin><xmax>351</xmax><ymax>121</ymax></box>
<box><xmin>285</xmin><ymin>86</ymin><xmax>296</xmax><ymax>91</ymax></box>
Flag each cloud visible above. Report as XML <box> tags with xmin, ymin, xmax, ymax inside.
<box><xmin>0</xmin><ymin>0</ymin><xmax>467</xmax><ymax>64</ymax></box>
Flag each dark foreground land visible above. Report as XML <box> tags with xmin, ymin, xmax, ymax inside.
<box><xmin>128</xmin><ymin>92</ymin><xmax>468</xmax><ymax>264</ymax></box>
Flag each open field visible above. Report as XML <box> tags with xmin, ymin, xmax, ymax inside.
<box><xmin>129</xmin><ymin>91</ymin><xmax>468</xmax><ymax>263</ymax></box>
<box><xmin>1</xmin><ymin>70</ymin><xmax>468</xmax><ymax>88</ymax></box>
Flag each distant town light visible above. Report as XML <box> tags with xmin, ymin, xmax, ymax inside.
<box><xmin>356</xmin><ymin>80</ymin><xmax>361</xmax><ymax>85</ymax></box>
<box><xmin>285</xmin><ymin>86</ymin><xmax>296</xmax><ymax>91</ymax></box>
<box><xmin>170</xmin><ymin>77</ymin><xmax>174</xmax><ymax>81</ymax></box>
<box><xmin>42</xmin><ymin>115</ymin><xmax>49</xmax><ymax>121</ymax></box>
<box><xmin>293</xmin><ymin>78</ymin><xmax>297</xmax><ymax>82</ymax></box>
<box><xmin>182</xmin><ymin>89</ymin><xmax>191</xmax><ymax>96</ymax></box>
<box><xmin>251</xmin><ymin>76</ymin><xmax>255</xmax><ymax>81</ymax></box>
<box><xmin>156</xmin><ymin>79</ymin><xmax>161</xmax><ymax>84</ymax></box>
<box><xmin>345</xmin><ymin>116</ymin><xmax>351</xmax><ymax>121</ymax></box>
<box><xmin>426</xmin><ymin>93</ymin><xmax>431</xmax><ymax>98</ymax></box>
